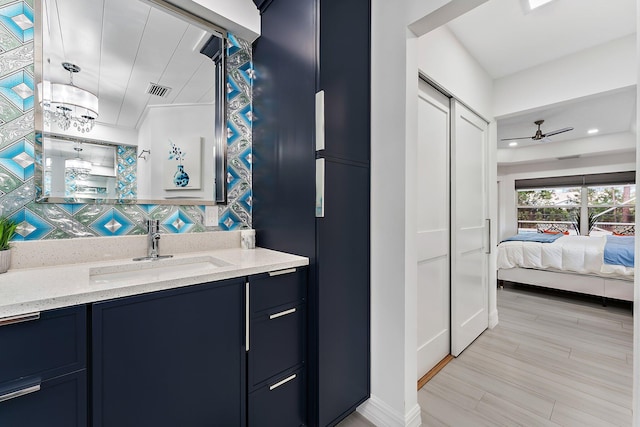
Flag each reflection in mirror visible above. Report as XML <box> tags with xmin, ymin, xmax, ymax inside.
<box><xmin>35</xmin><ymin>0</ymin><xmax>227</xmax><ymax>205</ymax></box>
<box><xmin>43</xmin><ymin>135</ymin><xmax>119</xmax><ymax>201</ymax></box>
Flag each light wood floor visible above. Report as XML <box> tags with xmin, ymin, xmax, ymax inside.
<box><xmin>339</xmin><ymin>285</ymin><xmax>634</xmax><ymax>427</ymax></box>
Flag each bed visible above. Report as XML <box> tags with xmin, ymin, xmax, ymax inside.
<box><xmin>497</xmin><ymin>234</ymin><xmax>635</xmax><ymax>302</ymax></box>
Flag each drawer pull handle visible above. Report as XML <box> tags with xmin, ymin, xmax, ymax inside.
<box><xmin>268</xmin><ymin>268</ymin><xmax>296</xmax><ymax>277</ymax></box>
<box><xmin>269</xmin><ymin>374</ymin><xmax>297</xmax><ymax>391</ymax></box>
<box><xmin>245</xmin><ymin>282</ymin><xmax>250</xmax><ymax>352</ymax></box>
<box><xmin>0</xmin><ymin>383</ymin><xmax>41</xmax><ymax>403</ymax></box>
<box><xmin>269</xmin><ymin>308</ymin><xmax>296</xmax><ymax>320</ymax></box>
<box><xmin>0</xmin><ymin>312</ymin><xmax>40</xmax><ymax>327</ymax></box>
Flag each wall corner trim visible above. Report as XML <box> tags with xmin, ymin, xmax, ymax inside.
<box><xmin>489</xmin><ymin>309</ymin><xmax>499</xmax><ymax>329</ymax></box>
<box><xmin>357</xmin><ymin>395</ymin><xmax>422</xmax><ymax>427</ymax></box>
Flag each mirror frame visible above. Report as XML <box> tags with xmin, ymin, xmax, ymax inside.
<box><xmin>34</xmin><ymin>0</ymin><xmax>228</xmax><ymax>205</ymax></box>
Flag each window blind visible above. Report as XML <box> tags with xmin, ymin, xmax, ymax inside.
<box><xmin>515</xmin><ymin>171</ymin><xmax>636</xmax><ymax>190</ymax></box>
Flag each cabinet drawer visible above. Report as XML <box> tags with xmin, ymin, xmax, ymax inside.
<box><xmin>249</xmin><ymin>304</ymin><xmax>305</xmax><ymax>390</ymax></box>
<box><xmin>0</xmin><ymin>370</ymin><xmax>87</xmax><ymax>427</ymax></box>
<box><xmin>248</xmin><ymin>368</ymin><xmax>306</xmax><ymax>427</ymax></box>
<box><xmin>250</xmin><ymin>267</ymin><xmax>306</xmax><ymax>314</ymax></box>
<box><xmin>0</xmin><ymin>306</ymin><xmax>86</xmax><ymax>385</ymax></box>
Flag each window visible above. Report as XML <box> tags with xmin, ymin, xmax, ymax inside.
<box><xmin>587</xmin><ymin>185</ymin><xmax>635</xmax><ymax>235</ymax></box>
<box><xmin>517</xmin><ymin>187</ymin><xmax>580</xmax><ymax>234</ymax></box>
<box><xmin>516</xmin><ymin>184</ymin><xmax>636</xmax><ymax>236</ymax></box>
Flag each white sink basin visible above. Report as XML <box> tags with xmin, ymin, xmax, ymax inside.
<box><xmin>89</xmin><ymin>255</ymin><xmax>233</xmax><ymax>284</ymax></box>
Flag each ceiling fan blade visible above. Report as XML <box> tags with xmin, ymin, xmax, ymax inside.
<box><xmin>500</xmin><ymin>136</ymin><xmax>534</xmax><ymax>141</ymax></box>
<box><xmin>543</xmin><ymin>127</ymin><xmax>574</xmax><ymax>137</ymax></box>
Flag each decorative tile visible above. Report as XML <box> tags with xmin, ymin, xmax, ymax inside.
<box><xmin>0</xmin><ymin>2</ymin><xmax>33</xmax><ymax>43</ymax></box>
<box><xmin>0</xmin><ymin>137</ymin><xmax>31</xmax><ymax>179</ymax></box>
<box><xmin>0</xmin><ymin>43</ymin><xmax>32</xmax><ymax>76</ymax></box>
<box><xmin>9</xmin><ymin>206</ymin><xmax>52</xmax><ymax>240</ymax></box>
<box><xmin>0</xmin><ymin>69</ymin><xmax>33</xmax><ymax>111</ymax></box>
<box><xmin>90</xmin><ymin>208</ymin><xmax>134</xmax><ymax>236</ymax></box>
<box><xmin>162</xmin><ymin>208</ymin><xmax>195</xmax><ymax>234</ymax></box>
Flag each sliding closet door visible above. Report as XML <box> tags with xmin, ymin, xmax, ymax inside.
<box><xmin>450</xmin><ymin>100</ymin><xmax>489</xmax><ymax>356</ymax></box>
<box><xmin>416</xmin><ymin>80</ymin><xmax>451</xmax><ymax>379</ymax></box>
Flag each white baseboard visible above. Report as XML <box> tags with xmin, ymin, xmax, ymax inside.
<box><xmin>357</xmin><ymin>395</ymin><xmax>422</xmax><ymax>427</ymax></box>
<box><xmin>489</xmin><ymin>309</ymin><xmax>499</xmax><ymax>329</ymax></box>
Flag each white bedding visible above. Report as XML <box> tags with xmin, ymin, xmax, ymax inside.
<box><xmin>497</xmin><ymin>235</ymin><xmax>634</xmax><ymax>279</ymax></box>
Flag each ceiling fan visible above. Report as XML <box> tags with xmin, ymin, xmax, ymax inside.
<box><xmin>501</xmin><ymin>120</ymin><xmax>574</xmax><ymax>142</ymax></box>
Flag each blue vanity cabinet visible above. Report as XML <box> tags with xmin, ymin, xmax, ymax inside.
<box><xmin>0</xmin><ymin>306</ymin><xmax>87</xmax><ymax>427</ymax></box>
<box><xmin>91</xmin><ymin>278</ymin><xmax>246</xmax><ymax>427</ymax></box>
<box><xmin>247</xmin><ymin>267</ymin><xmax>307</xmax><ymax>426</ymax></box>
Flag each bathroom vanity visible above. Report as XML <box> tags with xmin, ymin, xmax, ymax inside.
<box><xmin>0</xmin><ymin>233</ymin><xmax>308</xmax><ymax>426</ymax></box>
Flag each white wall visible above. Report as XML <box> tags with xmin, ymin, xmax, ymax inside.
<box><xmin>169</xmin><ymin>0</ymin><xmax>260</xmax><ymax>42</ymax></box>
<box><xmin>137</xmin><ymin>103</ymin><xmax>215</xmax><ymax>201</ymax></box>
<box><xmin>417</xmin><ymin>25</ymin><xmax>493</xmax><ymax>119</ymax></box>
<box><xmin>494</xmin><ymin>35</ymin><xmax>637</xmax><ymax>118</ymax></box>
<box><xmin>365</xmin><ymin>1</ymin><xmax>493</xmax><ymax>425</ymax></box>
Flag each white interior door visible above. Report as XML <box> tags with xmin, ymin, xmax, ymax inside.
<box><xmin>416</xmin><ymin>80</ymin><xmax>450</xmax><ymax>379</ymax></box>
<box><xmin>450</xmin><ymin>100</ymin><xmax>489</xmax><ymax>357</ymax></box>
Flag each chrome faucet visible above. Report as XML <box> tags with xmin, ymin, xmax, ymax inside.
<box><xmin>133</xmin><ymin>219</ymin><xmax>173</xmax><ymax>261</ymax></box>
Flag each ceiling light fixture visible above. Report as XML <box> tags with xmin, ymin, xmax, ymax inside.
<box><xmin>528</xmin><ymin>0</ymin><xmax>555</xmax><ymax>10</ymax></box>
<box><xmin>65</xmin><ymin>142</ymin><xmax>92</xmax><ymax>176</ymax></box>
<box><xmin>509</xmin><ymin>142</ymin><xmax>518</xmax><ymax>147</ymax></box>
<box><xmin>587</xmin><ymin>128</ymin><xmax>599</xmax><ymax>135</ymax></box>
<box><xmin>40</xmin><ymin>62</ymin><xmax>99</xmax><ymax>133</ymax></box>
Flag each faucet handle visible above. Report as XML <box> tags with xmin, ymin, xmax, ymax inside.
<box><xmin>147</xmin><ymin>219</ymin><xmax>160</xmax><ymax>233</ymax></box>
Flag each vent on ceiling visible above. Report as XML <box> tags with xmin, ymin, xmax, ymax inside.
<box><xmin>146</xmin><ymin>83</ymin><xmax>172</xmax><ymax>98</ymax></box>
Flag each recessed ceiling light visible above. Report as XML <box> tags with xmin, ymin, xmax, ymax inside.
<box><xmin>509</xmin><ymin>142</ymin><xmax>518</xmax><ymax>147</ymax></box>
<box><xmin>528</xmin><ymin>0</ymin><xmax>555</xmax><ymax>10</ymax></box>
<box><xmin>587</xmin><ymin>128</ymin><xmax>599</xmax><ymax>135</ymax></box>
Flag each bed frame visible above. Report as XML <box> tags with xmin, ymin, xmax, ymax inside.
<box><xmin>497</xmin><ymin>268</ymin><xmax>634</xmax><ymax>302</ymax></box>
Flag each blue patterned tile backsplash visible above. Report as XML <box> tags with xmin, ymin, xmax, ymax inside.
<box><xmin>0</xmin><ymin>1</ymin><xmax>252</xmax><ymax>240</ymax></box>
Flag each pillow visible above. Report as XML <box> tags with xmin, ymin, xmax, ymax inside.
<box><xmin>611</xmin><ymin>225</ymin><xmax>635</xmax><ymax>236</ymax></box>
<box><xmin>543</xmin><ymin>230</ymin><xmax>569</xmax><ymax>235</ymax></box>
<box><xmin>537</xmin><ymin>223</ymin><xmax>569</xmax><ymax>234</ymax></box>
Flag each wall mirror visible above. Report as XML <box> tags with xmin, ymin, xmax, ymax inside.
<box><xmin>34</xmin><ymin>0</ymin><xmax>227</xmax><ymax>204</ymax></box>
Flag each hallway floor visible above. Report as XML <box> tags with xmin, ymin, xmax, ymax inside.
<box><xmin>339</xmin><ymin>284</ymin><xmax>633</xmax><ymax>426</ymax></box>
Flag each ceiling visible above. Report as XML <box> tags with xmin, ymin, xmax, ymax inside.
<box><xmin>42</xmin><ymin>0</ymin><xmax>220</xmax><ymax>130</ymax></box>
<box><xmin>447</xmin><ymin>0</ymin><xmax>636</xmax><ymax>80</ymax></box>
<box><xmin>446</xmin><ymin>0</ymin><xmax>637</xmax><ymax>152</ymax></box>
<box><xmin>496</xmin><ymin>87</ymin><xmax>637</xmax><ymax>149</ymax></box>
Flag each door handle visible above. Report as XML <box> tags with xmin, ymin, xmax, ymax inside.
<box><xmin>485</xmin><ymin>218</ymin><xmax>491</xmax><ymax>254</ymax></box>
<box><xmin>0</xmin><ymin>382</ymin><xmax>41</xmax><ymax>403</ymax></box>
<box><xmin>245</xmin><ymin>281</ymin><xmax>250</xmax><ymax>352</ymax></box>
<box><xmin>269</xmin><ymin>374</ymin><xmax>297</xmax><ymax>391</ymax></box>
<box><xmin>0</xmin><ymin>312</ymin><xmax>40</xmax><ymax>327</ymax></box>
<box><xmin>269</xmin><ymin>308</ymin><xmax>296</xmax><ymax>320</ymax></box>
<box><xmin>316</xmin><ymin>158</ymin><xmax>325</xmax><ymax>217</ymax></box>
<box><xmin>268</xmin><ymin>268</ymin><xmax>296</xmax><ymax>277</ymax></box>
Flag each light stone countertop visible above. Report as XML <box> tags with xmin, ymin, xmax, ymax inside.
<box><xmin>0</xmin><ymin>234</ymin><xmax>309</xmax><ymax>318</ymax></box>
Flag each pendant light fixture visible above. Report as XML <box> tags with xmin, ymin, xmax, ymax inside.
<box><xmin>41</xmin><ymin>62</ymin><xmax>99</xmax><ymax>133</ymax></box>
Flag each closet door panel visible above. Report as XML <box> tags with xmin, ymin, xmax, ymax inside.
<box><xmin>450</xmin><ymin>100</ymin><xmax>489</xmax><ymax>357</ymax></box>
<box><xmin>416</xmin><ymin>80</ymin><xmax>450</xmax><ymax>379</ymax></box>
<box><xmin>319</xmin><ymin>0</ymin><xmax>370</xmax><ymax>164</ymax></box>
<box><xmin>316</xmin><ymin>159</ymin><xmax>370</xmax><ymax>426</ymax></box>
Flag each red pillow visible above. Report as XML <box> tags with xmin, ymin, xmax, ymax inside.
<box><xmin>543</xmin><ymin>230</ymin><xmax>569</xmax><ymax>235</ymax></box>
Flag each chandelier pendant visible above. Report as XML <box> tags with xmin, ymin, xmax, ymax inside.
<box><xmin>40</xmin><ymin>62</ymin><xmax>99</xmax><ymax>133</ymax></box>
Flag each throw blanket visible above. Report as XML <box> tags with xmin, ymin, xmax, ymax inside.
<box><xmin>603</xmin><ymin>235</ymin><xmax>635</xmax><ymax>268</ymax></box>
<box><xmin>501</xmin><ymin>233</ymin><xmax>564</xmax><ymax>243</ymax></box>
